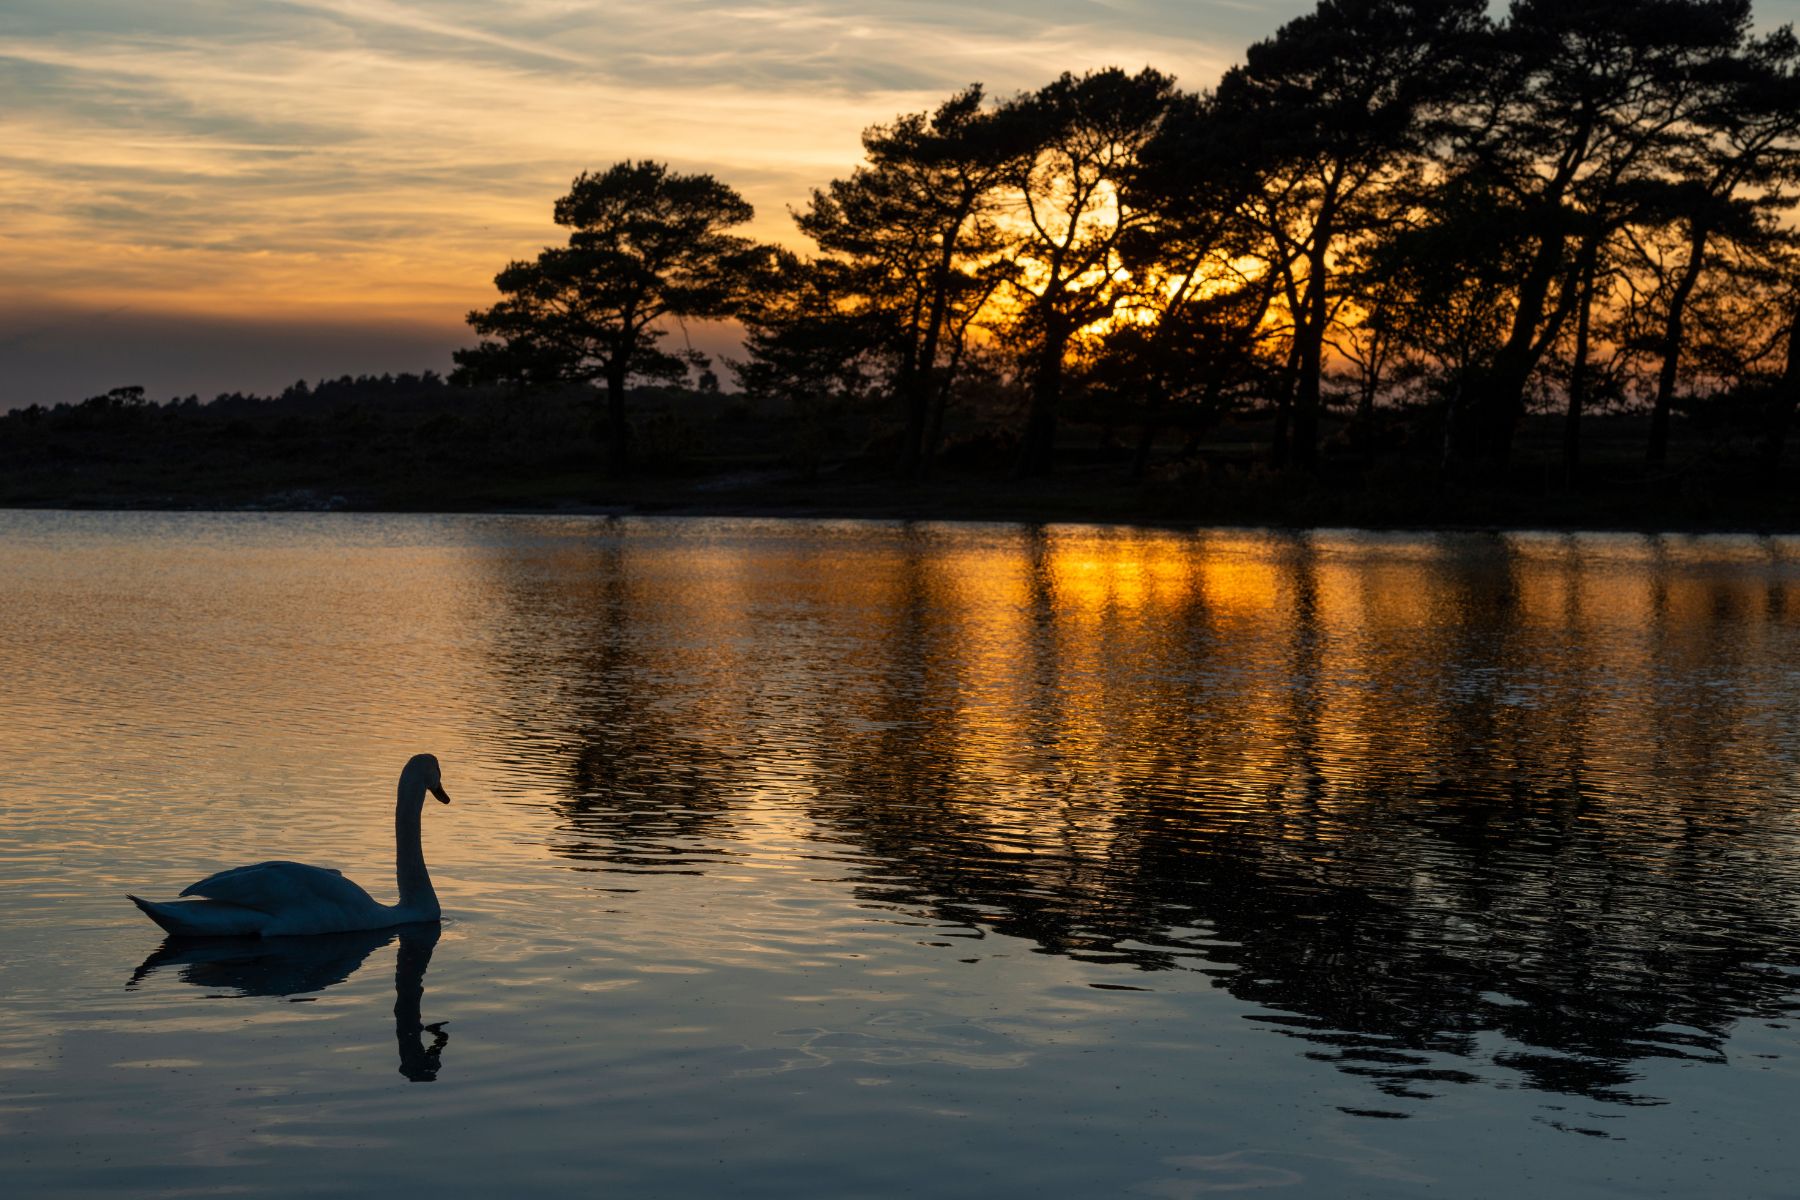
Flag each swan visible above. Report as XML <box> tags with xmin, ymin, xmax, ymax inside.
<box><xmin>128</xmin><ymin>753</ymin><xmax>452</xmax><ymax>937</ymax></box>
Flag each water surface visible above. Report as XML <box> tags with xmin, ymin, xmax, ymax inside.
<box><xmin>2</xmin><ymin>512</ymin><xmax>1797</xmax><ymax>1197</ymax></box>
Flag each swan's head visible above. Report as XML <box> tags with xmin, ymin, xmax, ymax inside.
<box><xmin>402</xmin><ymin>753</ymin><xmax>452</xmax><ymax>805</ymax></box>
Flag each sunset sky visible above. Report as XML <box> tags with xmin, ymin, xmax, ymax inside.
<box><xmin>4</xmin><ymin>0</ymin><xmax>1797</xmax><ymax>407</ymax></box>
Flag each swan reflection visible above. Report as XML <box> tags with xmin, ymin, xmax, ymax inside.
<box><xmin>127</xmin><ymin>922</ymin><xmax>448</xmax><ymax>1082</ymax></box>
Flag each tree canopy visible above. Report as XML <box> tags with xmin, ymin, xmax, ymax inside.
<box><xmin>457</xmin><ymin>0</ymin><xmax>1800</xmax><ymax>500</ymax></box>
<box><xmin>455</xmin><ymin>161</ymin><xmax>767</xmax><ymax>474</ymax></box>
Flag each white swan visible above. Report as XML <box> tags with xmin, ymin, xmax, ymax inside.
<box><xmin>129</xmin><ymin>754</ymin><xmax>452</xmax><ymax>937</ymax></box>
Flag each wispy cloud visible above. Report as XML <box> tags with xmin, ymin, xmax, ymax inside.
<box><xmin>0</xmin><ymin>0</ymin><xmax>1317</xmax><ymax>400</ymax></box>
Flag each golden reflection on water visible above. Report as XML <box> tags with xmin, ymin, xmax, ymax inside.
<box><xmin>450</xmin><ymin>521</ymin><xmax>1800</xmax><ymax>837</ymax></box>
<box><xmin>448</xmin><ymin>520</ymin><xmax>1800</xmax><ymax>1105</ymax></box>
<box><xmin>3</xmin><ymin>514</ymin><xmax>1798</xmax><ymax>1118</ymax></box>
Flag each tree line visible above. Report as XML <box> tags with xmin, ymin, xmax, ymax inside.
<box><xmin>457</xmin><ymin>0</ymin><xmax>1800</xmax><ymax>489</ymax></box>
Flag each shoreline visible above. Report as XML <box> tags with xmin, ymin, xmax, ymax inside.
<box><xmin>10</xmin><ymin>390</ymin><xmax>1796</xmax><ymax>541</ymax></box>
<box><xmin>7</xmin><ymin>495</ymin><xmax>1798</xmax><ymax>539</ymax></box>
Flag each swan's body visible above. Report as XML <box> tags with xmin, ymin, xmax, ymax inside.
<box><xmin>129</xmin><ymin>754</ymin><xmax>452</xmax><ymax>938</ymax></box>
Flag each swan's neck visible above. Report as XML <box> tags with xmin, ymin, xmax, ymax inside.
<box><xmin>395</xmin><ymin>781</ymin><xmax>439</xmax><ymax>918</ymax></box>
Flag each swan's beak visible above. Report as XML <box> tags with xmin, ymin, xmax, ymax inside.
<box><xmin>429</xmin><ymin>784</ymin><xmax>451</xmax><ymax>805</ymax></box>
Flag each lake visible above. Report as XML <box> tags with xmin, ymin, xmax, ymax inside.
<box><xmin>2</xmin><ymin>511</ymin><xmax>1797</xmax><ymax>1198</ymax></box>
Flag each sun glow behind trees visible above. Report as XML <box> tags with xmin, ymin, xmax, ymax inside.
<box><xmin>96</xmin><ymin>0</ymin><xmax>1787</xmax><ymax>484</ymax></box>
<box><xmin>3</xmin><ymin>0</ymin><xmax>1291</xmax><ymax>406</ymax></box>
<box><xmin>701</xmin><ymin>0</ymin><xmax>1800</xmax><ymax>481</ymax></box>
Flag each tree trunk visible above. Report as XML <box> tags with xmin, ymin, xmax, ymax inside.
<box><xmin>1761</xmin><ymin>307</ymin><xmax>1800</xmax><ymax>486</ymax></box>
<box><xmin>1562</xmin><ymin>247</ymin><xmax>1597</xmax><ymax>488</ymax></box>
<box><xmin>604</xmin><ymin>364</ymin><xmax>630</xmax><ymax>477</ymax></box>
<box><xmin>1452</xmin><ymin>209</ymin><xmax>1575</xmax><ymax>470</ymax></box>
<box><xmin>1355</xmin><ymin>379</ymin><xmax>1377</xmax><ymax>469</ymax></box>
<box><xmin>922</xmin><ymin>339</ymin><xmax>965</xmax><ymax>475</ymax></box>
<box><xmin>1292</xmin><ymin>241</ymin><xmax>1330</xmax><ymax>472</ymax></box>
<box><xmin>1452</xmin><ymin>117</ymin><xmax>1594</xmax><ymax>468</ymax></box>
<box><xmin>1016</xmin><ymin>314</ymin><xmax>1066</xmax><ymax>479</ymax></box>
<box><xmin>1131</xmin><ymin>419</ymin><xmax>1159</xmax><ymax>481</ymax></box>
<box><xmin>892</xmin><ymin>290</ymin><xmax>927</xmax><ymax>478</ymax></box>
<box><xmin>1016</xmin><ymin>345</ymin><xmax>1062</xmax><ymax>478</ymax></box>
<box><xmin>1647</xmin><ymin>228</ymin><xmax>1708</xmax><ymax>470</ymax></box>
<box><xmin>1270</xmin><ymin>339</ymin><xmax>1301</xmax><ymax>469</ymax></box>
<box><xmin>902</xmin><ymin>228</ymin><xmax>964</xmax><ymax>479</ymax></box>
<box><xmin>1131</xmin><ymin>381</ymin><xmax>1168</xmax><ymax>481</ymax></box>
<box><xmin>1268</xmin><ymin>259</ymin><xmax>1304</xmax><ymax>471</ymax></box>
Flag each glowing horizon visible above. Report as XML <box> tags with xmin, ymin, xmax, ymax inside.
<box><xmin>0</xmin><ymin>0</ymin><xmax>1310</xmax><ymax>405</ymax></box>
<box><xmin>9</xmin><ymin>0</ymin><xmax>1797</xmax><ymax>408</ymax></box>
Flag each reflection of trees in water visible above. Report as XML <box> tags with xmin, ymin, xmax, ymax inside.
<box><xmin>481</xmin><ymin>529</ymin><xmax>747</xmax><ymax>877</ymax></box>
<box><xmin>795</xmin><ymin>530</ymin><xmax>1800</xmax><ymax>1110</ymax></box>
<box><xmin>478</xmin><ymin>522</ymin><xmax>1800</xmax><ymax>1110</ymax></box>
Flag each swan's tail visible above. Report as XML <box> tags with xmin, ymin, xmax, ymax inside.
<box><xmin>128</xmin><ymin>894</ymin><xmax>266</xmax><ymax>937</ymax></box>
<box><xmin>130</xmin><ymin>894</ymin><xmax>187</xmax><ymax>934</ymax></box>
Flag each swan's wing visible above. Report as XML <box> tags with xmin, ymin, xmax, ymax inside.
<box><xmin>179</xmin><ymin>860</ymin><xmax>376</xmax><ymax>914</ymax></box>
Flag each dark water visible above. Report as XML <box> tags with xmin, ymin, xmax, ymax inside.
<box><xmin>2</xmin><ymin>512</ymin><xmax>1796</xmax><ymax>1197</ymax></box>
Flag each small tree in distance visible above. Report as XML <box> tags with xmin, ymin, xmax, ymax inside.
<box><xmin>455</xmin><ymin>161</ymin><xmax>768</xmax><ymax>475</ymax></box>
